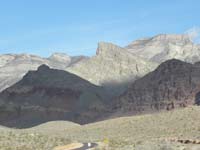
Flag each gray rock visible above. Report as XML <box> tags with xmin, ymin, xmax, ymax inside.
<box><xmin>0</xmin><ymin>53</ymin><xmax>88</xmax><ymax>92</ymax></box>
<box><xmin>67</xmin><ymin>42</ymin><xmax>158</xmax><ymax>95</ymax></box>
<box><xmin>126</xmin><ymin>34</ymin><xmax>200</xmax><ymax>63</ymax></box>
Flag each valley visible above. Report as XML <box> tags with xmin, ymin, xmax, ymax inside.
<box><xmin>0</xmin><ymin>34</ymin><xmax>200</xmax><ymax>150</ymax></box>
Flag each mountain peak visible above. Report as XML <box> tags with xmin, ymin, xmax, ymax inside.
<box><xmin>96</xmin><ymin>42</ymin><xmax>124</xmax><ymax>56</ymax></box>
<box><xmin>128</xmin><ymin>34</ymin><xmax>192</xmax><ymax>46</ymax></box>
<box><xmin>152</xmin><ymin>34</ymin><xmax>191</xmax><ymax>43</ymax></box>
<box><xmin>37</xmin><ymin>64</ymin><xmax>50</xmax><ymax>71</ymax></box>
<box><xmin>126</xmin><ymin>34</ymin><xmax>199</xmax><ymax>63</ymax></box>
<box><xmin>48</xmin><ymin>52</ymin><xmax>71</xmax><ymax>63</ymax></box>
<box><xmin>154</xmin><ymin>59</ymin><xmax>192</xmax><ymax>74</ymax></box>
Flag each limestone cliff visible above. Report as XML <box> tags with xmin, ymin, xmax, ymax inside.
<box><xmin>67</xmin><ymin>42</ymin><xmax>157</xmax><ymax>94</ymax></box>
<box><xmin>126</xmin><ymin>34</ymin><xmax>200</xmax><ymax>63</ymax></box>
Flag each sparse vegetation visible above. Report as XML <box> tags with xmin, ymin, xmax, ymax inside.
<box><xmin>0</xmin><ymin>131</ymin><xmax>71</xmax><ymax>150</ymax></box>
<box><xmin>1</xmin><ymin>106</ymin><xmax>200</xmax><ymax>149</ymax></box>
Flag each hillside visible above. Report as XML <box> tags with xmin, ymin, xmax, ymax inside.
<box><xmin>0</xmin><ymin>65</ymin><xmax>109</xmax><ymax>128</ymax></box>
<box><xmin>1</xmin><ymin>106</ymin><xmax>200</xmax><ymax>150</ymax></box>
<box><xmin>67</xmin><ymin>42</ymin><xmax>157</xmax><ymax>95</ymax></box>
<box><xmin>113</xmin><ymin>59</ymin><xmax>200</xmax><ymax>115</ymax></box>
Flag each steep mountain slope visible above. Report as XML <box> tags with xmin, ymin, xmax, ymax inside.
<box><xmin>67</xmin><ymin>42</ymin><xmax>158</xmax><ymax>94</ymax></box>
<box><xmin>0</xmin><ymin>53</ymin><xmax>88</xmax><ymax>92</ymax></box>
<box><xmin>114</xmin><ymin>59</ymin><xmax>200</xmax><ymax>114</ymax></box>
<box><xmin>126</xmin><ymin>34</ymin><xmax>200</xmax><ymax>63</ymax></box>
<box><xmin>0</xmin><ymin>65</ymin><xmax>109</xmax><ymax>128</ymax></box>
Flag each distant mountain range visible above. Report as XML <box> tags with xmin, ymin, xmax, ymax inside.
<box><xmin>1</xmin><ymin>34</ymin><xmax>200</xmax><ymax>93</ymax></box>
<box><xmin>0</xmin><ymin>53</ymin><xmax>88</xmax><ymax>91</ymax></box>
<box><xmin>0</xmin><ymin>34</ymin><xmax>200</xmax><ymax>127</ymax></box>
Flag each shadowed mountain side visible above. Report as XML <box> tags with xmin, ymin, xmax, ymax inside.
<box><xmin>0</xmin><ymin>65</ymin><xmax>110</xmax><ymax>128</ymax></box>
<box><xmin>113</xmin><ymin>59</ymin><xmax>200</xmax><ymax>115</ymax></box>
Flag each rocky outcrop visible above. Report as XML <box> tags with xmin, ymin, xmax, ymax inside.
<box><xmin>67</xmin><ymin>42</ymin><xmax>157</xmax><ymax>95</ymax></box>
<box><xmin>0</xmin><ymin>65</ymin><xmax>108</xmax><ymax>128</ymax></box>
<box><xmin>0</xmin><ymin>53</ymin><xmax>88</xmax><ymax>92</ymax></box>
<box><xmin>114</xmin><ymin>59</ymin><xmax>200</xmax><ymax>113</ymax></box>
<box><xmin>126</xmin><ymin>34</ymin><xmax>200</xmax><ymax>63</ymax></box>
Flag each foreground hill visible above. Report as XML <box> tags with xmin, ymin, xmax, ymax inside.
<box><xmin>126</xmin><ymin>34</ymin><xmax>200</xmax><ymax>63</ymax></box>
<box><xmin>0</xmin><ymin>53</ymin><xmax>88</xmax><ymax>92</ymax></box>
<box><xmin>0</xmin><ymin>65</ymin><xmax>109</xmax><ymax>128</ymax></box>
<box><xmin>114</xmin><ymin>59</ymin><xmax>200</xmax><ymax>115</ymax></box>
<box><xmin>1</xmin><ymin>106</ymin><xmax>200</xmax><ymax>150</ymax></box>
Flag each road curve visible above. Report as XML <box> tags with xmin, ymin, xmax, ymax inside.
<box><xmin>72</xmin><ymin>143</ymin><xmax>98</xmax><ymax>150</ymax></box>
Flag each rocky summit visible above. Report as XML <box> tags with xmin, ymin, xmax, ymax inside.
<box><xmin>0</xmin><ymin>65</ymin><xmax>109</xmax><ymax>128</ymax></box>
<box><xmin>67</xmin><ymin>42</ymin><xmax>158</xmax><ymax>95</ymax></box>
<box><xmin>126</xmin><ymin>34</ymin><xmax>200</xmax><ymax>63</ymax></box>
<box><xmin>114</xmin><ymin>59</ymin><xmax>200</xmax><ymax>114</ymax></box>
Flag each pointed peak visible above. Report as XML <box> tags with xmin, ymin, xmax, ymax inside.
<box><xmin>96</xmin><ymin>42</ymin><xmax>124</xmax><ymax>56</ymax></box>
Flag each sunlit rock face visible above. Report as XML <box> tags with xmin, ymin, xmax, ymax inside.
<box><xmin>67</xmin><ymin>34</ymin><xmax>200</xmax><ymax>94</ymax></box>
<box><xmin>67</xmin><ymin>42</ymin><xmax>158</xmax><ymax>95</ymax></box>
<box><xmin>126</xmin><ymin>34</ymin><xmax>200</xmax><ymax>63</ymax></box>
<box><xmin>0</xmin><ymin>53</ymin><xmax>88</xmax><ymax>92</ymax></box>
<box><xmin>114</xmin><ymin>59</ymin><xmax>200</xmax><ymax>113</ymax></box>
<box><xmin>47</xmin><ymin>53</ymin><xmax>72</xmax><ymax>69</ymax></box>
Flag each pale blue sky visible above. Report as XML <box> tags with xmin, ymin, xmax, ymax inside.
<box><xmin>0</xmin><ymin>0</ymin><xmax>200</xmax><ymax>57</ymax></box>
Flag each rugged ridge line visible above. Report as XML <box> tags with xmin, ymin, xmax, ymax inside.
<box><xmin>114</xmin><ymin>59</ymin><xmax>200</xmax><ymax>114</ymax></box>
<box><xmin>0</xmin><ymin>53</ymin><xmax>88</xmax><ymax>92</ymax></box>
<box><xmin>126</xmin><ymin>34</ymin><xmax>200</xmax><ymax>63</ymax></box>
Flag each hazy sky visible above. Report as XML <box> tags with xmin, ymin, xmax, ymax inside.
<box><xmin>0</xmin><ymin>0</ymin><xmax>200</xmax><ymax>57</ymax></box>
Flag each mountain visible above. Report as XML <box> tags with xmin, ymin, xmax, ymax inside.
<box><xmin>67</xmin><ymin>42</ymin><xmax>158</xmax><ymax>95</ymax></box>
<box><xmin>113</xmin><ymin>59</ymin><xmax>200</xmax><ymax>114</ymax></box>
<box><xmin>0</xmin><ymin>53</ymin><xmax>88</xmax><ymax>92</ymax></box>
<box><xmin>126</xmin><ymin>34</ymin><xmax>200</xmax><ymax>63</ymax></box>
<box><xmin>0</xmin><ymin>64</ymin><xmax>108</xmax><ymax>128</ymax></box>
<box><xmin>1</xmin><ymin>34</ymin><xmax>199</xmax><ymax>94</ymax></box>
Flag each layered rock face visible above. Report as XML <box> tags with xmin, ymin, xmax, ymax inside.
<box><xmin>114</xmin><ymin>59</ymin><xmax>200</xmax><ymax>113</ymax></box>
<box><xmin>126</xmin><ymin>34</ymin><xmax>200</xmax><ymax>63</ymax></box>
<box><xmin>0</xmin><ymin>53</ymin><xmax>88</xmax><ymax>92</ymax></box>
<box><xmin>0</xmin><ymin>65</ymin><xmax>108</xmax><ymax>128</ymax></box>
<box><xmin>67</xmin><ymin>42</ymin><xmax>157</xmax><ymax>95</ymax></box>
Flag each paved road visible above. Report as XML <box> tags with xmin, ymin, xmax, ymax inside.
<box><xmin>73</xmin><ymin>143</ymin><xmax>98</xmax><ymax>150</ymax></box>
